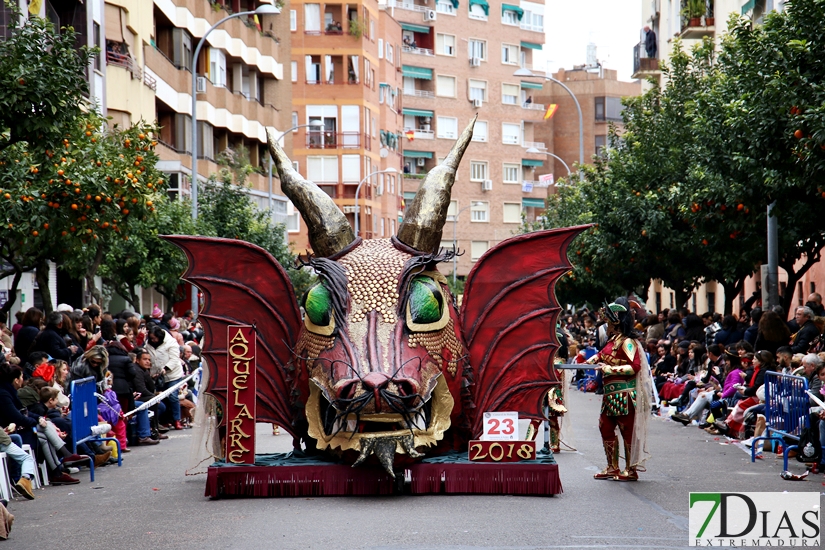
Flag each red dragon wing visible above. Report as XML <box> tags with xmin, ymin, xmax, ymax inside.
<box><xmin>163</xmin><ymin>236</ymin><xmax>302</xmax><ymax>437</ymax></box>
<box><xmin>459</xmin><ymin>226</ymin><xmax>591</xmax><ymax>437</ymax></box>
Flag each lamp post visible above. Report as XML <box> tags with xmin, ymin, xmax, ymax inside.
<box><xmin>525</xmin><ymin>147</ymin><xmax>572</xmax><ymax>178</ymax></box>
<box><xmin>354</xmin><ymin>168</ymin><xmax>398</xmax><ymax>238</ymax></box>
<box><xmin>189</xmin><ymin>3</ymin><xmax>280</xmax><ymax>315</ymax></box>
<box><xmin>452</xmin><ymin>202</ymin><xmax>480</xmax><ymax>285</ymax></box>
<box><xmin>514</xmin><ymin>68</ymin><xmax>584</xmax><ymax>181</ymax></box>
<box><xmin>268</xmin><ymin>121</ymin><xmax>325</xmax><ymax>212</ymax></box>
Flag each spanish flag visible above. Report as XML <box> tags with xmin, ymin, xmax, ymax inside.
<box><xmin>405</xmin><ymin>129</ymin><xmax>415</xmax><ymax>141</ymax></box>
<box><xmin>254</xmin><ymin>14</ymin><xmax>262</xmax><ymax>32</ymax></box>
<box><xmin>544</xmin><ymin>104</ymin><xmax>558</xmax><ymax>120</ymax></box>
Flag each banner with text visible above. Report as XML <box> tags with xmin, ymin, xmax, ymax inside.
<box><xmin>225</xmin><ymin>325</ymin><xmax>257</xmax><ymax>464</ymax></box>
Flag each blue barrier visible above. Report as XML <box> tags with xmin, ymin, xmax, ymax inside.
<box><xmin>70</xmin><ymin>377</ymin><xmax>122</xmax><ymax>481</ymax></box>
<box><xmin>751</xmin><ymin>372</ymin><xmax>809</xmax><ymax>470</ymax></box>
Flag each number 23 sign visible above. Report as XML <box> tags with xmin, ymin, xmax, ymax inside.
<box><xmin>483</xmin><ymin>411</ymin><xmax>518</xmax><ymax>441</ymax></box>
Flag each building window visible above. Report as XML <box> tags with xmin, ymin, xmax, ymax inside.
<box><xmin>287</xmin><ymin>212</ymin><xmax>300</xmax><ymax>233</ymax></box>
<box><xmin>501</xmin><ymin>123</ymin><xmax>520</xmax><ymax>145</ymax></box>
<box><xmin>501</xmin><ymin>44</ymin><xmax>519</xmax><ymax>65</ymax></box>
<box><xmin>446</xmin><ymin>199</ymin><xmax>458</xmax><ymax>221</ymax></box>
<box><xmin>471</xmin><ymin>241</ymin><xmax>489</xmax><ymax>260</ymax></box>
<box><xmin>469</xmin><ymin>3</ymin><xmax>488</xmax><ymax>19</ymax></box>
<box><xmin>472</xmin><ymin>120</ymin><xmax>488</xmax><ymax>142</ymax></box>
<box><xmin>437</xmin><ymin>116</ymin><xmax>458</xmax><ymax>139</ymax></box>
<box><xmin>471</xmin><ymin>201</ymin><xmax>489</xmax><ymax>222</ymax></box>
<box><xmin>436</xmin><ymin>33</ymin><xmax>456</xmax><ymax>56</ymax></box>
<box><xmin>503</xmin><ymin>202</ymin><xmax>521</xmax><ymax>223</ymax></box>
<box><xmin>291</xmin><ymin>61</ymin><xmax>298</xmax><ymax>82</ymax></box>
<box><xmin>595</xmin><ymin>135</ymin><xmax>606</xmax><ymax>156</ymax></box>
<box><xmin>386</xmin><ymin>43</ymin><xmax>394</xmax><ymax>63</ymax></box>
<box><xmin>93</xmin><ymin>22</ymin><xmax>102</xmax><ymax>71</ymax></box>
<box><xmin>292</xmin><ymin>112</ymin><xmax>299</xmax><ymax>132</ymax></box>
<box><xmin>307</xmin><ymin>156</ymin><xmax>339</xmax><ymax>182</ymax></box>
<box><xmin>436</xmin><ymin>75</ymin><xmax>456</xmax><ymax>97</ymax></box>
<box><xmin>304</xmin><ymin>4</ymin><xmax>321</xmax><ymax>32</ymax></box>
<box><xmin>378</xmin><ymin>38</ymin><xmax>384</xmax><ymax>58</ymax></box>
<box><xmin>342</xmin><ymin>154</ymin><xmax>361</xmax><ymax>182</ymax></box>
<box><xmin>595</xmin><ymin>96</ymin><xmax>624</xmax><ymax>121</ymax></box>
<box><xmin>468</xmin><ymin>39</ymin><xmax>486</xmax><ymax>60</ymax></box>
<box><xmin>468</xmin><ymin>79</ymin><xmax>487</xmax><ymax>101</ymax></box>
<box><xmin>290</xmin><ymin>9</ymin><xmax>297</xmax><ymax>31</ymax></box>
<box><xmin>470</xmin><ymin>161</ymin><xmax>488</xmax><ymax>181</ymax></box>
<box><xmin>501</xmin><ymin>83</ymin><xmax>519</xmax><ymax>105</ymax></box>
<box><xmin>501</xmin><ymin>9</ymin><xmax>519</xmax><ymax>25</ymax></box>
<box><xmin>436</xmin><ymin>1</ymin><xmax>456</xmax><ymax>14</ymax></box>
<box><xmin>502</xmin><ymin>163</ymin><xmax>520</xmax><ymax>183</ymax></box>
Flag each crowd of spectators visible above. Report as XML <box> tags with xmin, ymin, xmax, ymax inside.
<box><xmin>561</xmin><ymin>291</ymin><xmax>825</xmax><ymax>467</ymax></box>
<box><xmin>0</xmin><ymin>301</ymin><xmax>203</xmax><ymax>530</ymax></box>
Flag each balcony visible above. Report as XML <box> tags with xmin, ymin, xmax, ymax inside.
<box><xmin>522</xmin><ymin>102</ymin><xmax>545</xmax><ymax>111</ymax></box>
<box><xmin>106</xmin><ymin>50</ymin><xmax>142</xmax><ymax>80</ymax></box>
<box><xmin>307</xmin><ymin>131</ymin><xmax>362</xmax><ymax>149</ymax></box>
<box><xmin>403</xmin><ymin>89</ymin><xmax>435</xmax><ymax>98</ymax></box>
<box><xmin>395</xmin><ymin>1</ymin><xmax>427</xmax><ymax>12</ymax></box>
<box><xmin>404</xmin><ymin>128</ymin><xmax>434</xmax><ymax>140</ymax></box>
<box><xmin>678</xmin><ymin>20</ymin><xmax>715</xmax><ymax>40</ymax></box>
<box><xmin>631</xmin><ymin>42</ymin><xmax>661</xmax><ymax>79</ymax></box>
<box><xmin>522</xmin><ymin>141</ymin><xmax>546</xmax><ymax>151</ymax></box>
<box><xmin>402</xmin><ymin>45</ymin><xmax>434</xmax><ymax>56</ymax></box>
<box><xmin>403</xmin><ymin>173</ymin><xmax>426</xmax><ymax>179</ymax></box>
<box><xmin>520</xmin><ymin>22</ymin><xmax>543</xmax><ymax>32</ymax></box>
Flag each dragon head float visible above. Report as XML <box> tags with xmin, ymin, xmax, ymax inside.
<box><xmin>165</xmin><ymin>118</ymin><xmax>588</xmax><ymax>475</ymax></box>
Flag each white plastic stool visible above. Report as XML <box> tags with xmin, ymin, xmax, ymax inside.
<box><xmin>0</xmin><ymin>452</ymin><xmax>11</xmax><ymax>502</ymax></box>
<box><xmin>21</xmin><ymin>444</ymin><xmax>46</xmax><ymax>488</ymax></box>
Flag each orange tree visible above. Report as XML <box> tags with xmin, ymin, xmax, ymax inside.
<box><xmin>0</xmin><ymin>111</ymin><xmax>166</xmax><ymax>314</ymax></box>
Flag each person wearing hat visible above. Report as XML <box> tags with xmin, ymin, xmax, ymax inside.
<box><xmin>586</xmin><ymin>297</ymin><xmax>653</xmax><ymax>481</ymax></box>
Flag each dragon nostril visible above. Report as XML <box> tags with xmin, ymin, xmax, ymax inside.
<box><xmin>336</xmin><ymin>379</ymin><xmax>359</xmax><ymax>401</ymax></box>
<box><xmin>395</xmin><ymin>379</ymin><xmax>419</xmax><ymax>397</ymax></box>
<box><xmin>362</xmin><ymin>372</ymin><xmax>390</xmax><ymax>390</ymax></box>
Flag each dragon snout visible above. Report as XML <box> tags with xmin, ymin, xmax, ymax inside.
<box><xmin>334</xmin><ymin>373</ymin><xmax>421</xmax><ymax>413</ymax></box>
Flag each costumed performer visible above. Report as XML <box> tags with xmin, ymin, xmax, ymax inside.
<box><xmin>587</xmin><ymin>297</ymin><xmax>653</xmax><ymax>481</ymax></box>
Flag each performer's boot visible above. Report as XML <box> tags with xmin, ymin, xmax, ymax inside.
<box><xmin>615</xmin><ymin>440</ymin><xmax>638</xmax><ymax>481</ymax></box>
<box><xmin>549</xmin><ymin>424</ymin><xmax>561</xmax><ymax>454</ymax></box>
<box><xmin>593</xmin><ymin>440</ymin><xmax>620</xmax><ymax>480</ymax></box>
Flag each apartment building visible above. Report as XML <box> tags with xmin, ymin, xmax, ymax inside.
<box><xmin>632</xmin><ymin>0</ymin><xmax>786</xmax><ymax>88</ymax></box>
<box><xmin>287</xmin><ymin>0</ymin><xmax>404</xmax><ymax>252</ymax></box>
<box><xmin>533</xmin><ymin>68</ymin><xmax>640</xmax><ymax>185</ymax></box>
<box><xmin>390</xmin><ymin>0</ymin><xmax>549</xmax><ymax>277</ymax></box>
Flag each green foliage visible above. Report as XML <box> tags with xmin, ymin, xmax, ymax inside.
<box><xmin>0</xmin><ymin>5</ymin><xmax>94</xmax><ymax>152</ymax></box>
<box><xmin>195</xmin><ymin>147</ymin><xmax>314</xmax><ymax>299</ymax></box>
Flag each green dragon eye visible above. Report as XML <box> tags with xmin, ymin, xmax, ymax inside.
<box><xmin>303</xmin><ymin>284</ymin><xmax>332</xmax><ymax>327</ymax></box>
<box><xmin>408</xmin><ymin>276</ymin><xmax>444</xmax><ymax>325</ymax></box>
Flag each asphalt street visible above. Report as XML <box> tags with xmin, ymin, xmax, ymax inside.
<box><xmin>5</xmin><ymin>388</ymin><xmax>820</xmax><ymax>550</ymax></box>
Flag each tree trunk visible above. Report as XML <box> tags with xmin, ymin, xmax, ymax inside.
<box><xmin>35</xmin><ymin>260</ymin><xmax>53</xmax><ymax>315</ymax></box>
<box><xmin>0</xmin><ymin>269</ymin><xmax>23</xmax><ymax>316</ymax></box>
<box><xmin>779</xmin><ymin>249</ymin><xmax>821</xmax><ymax>318</ymax></box>
<box><xmin>720</xmin><ymin>278</ymin><xmax>744</xmax><ymax>316</ymax></box>
<box><xmin>109</xmin><ymin>279</ymin><xmax>141</xmax><ymax>312</ymax></box>
<box><xmin>673</xmin><ymin>287</ymin><xmax>691</xmax><ymax>312</ymax></box>
<box><xmin>84</xmin><ymin>245</ymin><xmax>106</xmax><ymax>305</ymax></box>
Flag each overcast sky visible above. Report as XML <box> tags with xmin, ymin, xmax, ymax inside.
<box><xmin>537</xmin><ymin>0</ymin><xmax>643</xmax><ymax>82</ymax></box>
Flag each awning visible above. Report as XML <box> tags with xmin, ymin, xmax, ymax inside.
<box><xmin>105</xmin><ymin>3</ymin><xmax>124</xmax><ymax>42</ymax></box>
<box><xmin>401</xmin><ymin>23</ymin><xmax>431</xmax><ymax>34</ymax></box>
<box><xmin>449</xmin><ymin>0</ymin><xmax>459</xmax><ymax>7</ymax></box>
<box><xmin>501</xmin><ymin>3</ymin><xmax>524</xmax><ymax>19</ymax></box>
<box><xmin>521</xmin><ymin>81</ymin><xmax>543</xmax><ymax>90</ymax></box>
<box><xmin>469</xmin><ymin>0</ymin><xmax>489</xmax><ymax>15</ymax></box>
<box><xmin>403</xmin><ymin>150</ymin><xmax>433</xmax><ymax>159</ymax></box>
<box><xmin>522</xmin><ymin>159</ymin><xmax>544</xmax><ymax>167</ymax></box>
<box><xmin>404</xmin><ymin>192</ymin><xmax>418</xmax><ymax>201</ymax></box>
<box><xmin>741</xmin><ymin>0</ymin><xmax>755</xmax><ymax>14</ymax></box>
<box><xmin>402</xmin><ymin>108</ymin><xmax>434</xmax><ymax>117</ymax></box>
<box><xmin>520</xmin><ymin>41</ymin><xmax>543</xmax><ymax>50</ymax></box>
<box><xmin>522</xmin><ymin>198</ymin><xmax>546</xmax><ymax>208</ymax></box>
<box><xmin>402</xmin><ymin>65</ymin><xmax>433</xmax><ymax>80</ymax></box>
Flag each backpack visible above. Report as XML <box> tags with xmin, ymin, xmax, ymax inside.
<box><xmin>796</xmin><ymin>428</ymin><xmax>821</xmax><ymax>464</ymax></box>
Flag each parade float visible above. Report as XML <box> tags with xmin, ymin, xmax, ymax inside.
<box><xmin>165</xmin><ymin>117</ymin><xmax>588</xmax><ymax>498</ymax></box>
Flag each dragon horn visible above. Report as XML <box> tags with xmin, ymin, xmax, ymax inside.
<box><xmin>267</xmin><ymin>131</ymin><xmax>355</xmax><ymax>257</ymax></box>
<box><xmin>397</xmin><ymin>115</ymin><xmax>477</xmax><ymax>253</ymax></box>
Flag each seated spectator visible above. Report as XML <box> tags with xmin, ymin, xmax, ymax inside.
<box><xmin>168</xmin><ymin>318</ymin><xmax>185</xmax><ymax>347</ymax></box>
<box><xmin>714</xmin><ymin>315</ymin><xmax>744</xmax><ymax>347</ymax></box>
<box><xmin>652</xmin><ymin>343</ymin><xmax>677</xmax><ymax>392</ymax></box>
<box><xmin>791</xmin><ymin>306</ymin><xmax>820</xmax><ymax>354</ymax></box>
<box><xmin>775</xmin><ymin>346</ymin><xmax>793</xmax><ymax>374</ymax></box>
<box><xmin>45</xmin><ymin>360</ymin><xmax>71</xmax><ymax>408</ymax></box>
<box><xmin>743</xmin><ymin>307</ymin><xmax>762</xmax><ymax>345</ymax></box>
<box><xmin>69</xmin><ymin>346</ymin><xmax>109</xmax><ymax>393</ymax></box>
<box><xmin>133</xmin><ymin>347</ymin><xmax>167</xmax><ymax>441</ymax></box>
<box><xmin>98</xmin><ymin>373</ymin><xmax>129</xmax><ymax>453</ymax></box>
<box><xmin>102</xmin><ymin>320</ymin><xmax>137</xmax><ymax>414</ymax></box>
<box><xmin>754</xmin><ymin>310</ymin><xmax>791</xmax><ymax>356</ymax></box>
<box><xmin>673</xmin><ymin>349</ymin><xmax>744</xmax><ymax>425</ymax></box>
<box><xmin>147</xmin><ymin>326</ymin><xmax>185</xmax><ymax>430</ymax></box>
<box><xmin>664</xmin><ymin>312</ymin><xmax>686</xmax><ymax>341</ymax></box>
<box><xmin>115</xmin><ymin>319</ymin><xmax>135</xmax><ymax>352</ymax></box>
<box><xmin>11</xmin><ymin>311</ymin><xmax>24</xmax><ymax>340</ymax></box>
<box><xmin>711</xmin><ymin>350</ymin><xmax>776</xmax><ymax>438</ymax></box>
<box><xmin>0</xmin><ymin>424</ymin><xmax>36</xmax><ymax>499</ymax></box>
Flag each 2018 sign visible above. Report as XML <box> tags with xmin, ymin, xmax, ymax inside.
<box><xmin>468</xmin><ymin>440</ymin><xmax>536</xmax><ymax>462</ymax></box>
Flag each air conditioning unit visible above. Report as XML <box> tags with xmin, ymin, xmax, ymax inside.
<box><xmin>482</xmin><ymin>179</ymin><xmax>493</xmax><ymax>191</ymax></box>
<box><xmin>424</xmin><ymin>9</ymin><xmax>436</xmax><ymax>21</ymax></box>
<box><xmin>472</xmin><ymin>98</ymin><xmax>483</xmax><ymax>108</ymax></box>
<box><xmin>416</xmin><ymin>158</ymin><xmax>426</xmax><ymax>167</ymax></box>
<box><xmin>196</xmin><ymin>76</ymin><xmax>207</xmax><ymax>93</ymax></box>
<box><xmin>470</xmin><ymin>57</ymin><xmax>481</xmax><ymax>67</ymax></box>
<box><xmin>376</xmin><ymin>184</ymin><xmax>383</xmax><ymax>196</ymax></box>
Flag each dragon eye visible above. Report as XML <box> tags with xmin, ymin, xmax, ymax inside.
<box><xmin>406</xmin><ymin>275</ymin><xmax>447</xmax><ymax>330</ymax></box>
<box><xmin>302</xmin><ymin>284</ymin><xmax>335</xmax><ymax>335</ymax></box>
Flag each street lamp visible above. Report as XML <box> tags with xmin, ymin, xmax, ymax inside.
<box><xmin>451</xmin><ymin>202</ymin><xmax>482</xmax><ymax>285</ymax></box>
<box><xmin>354</xmin><ymin>168</ymin><xmax>398</xmax><ymax>238</ymax></box>
<box><xmin>189</xmin><ymin>2</ymin><xmax>280</xmax><ymax>314</ymax></box>
<box><xmin>525</xmin><ymin>147</ymin><xmax>572</xmax><ymax>178</ymax></box>
<box><xmin>268</xmin><ymin>120</ymin><xmax>324</xmax><ymax>212</ymax></box>
<box><xmin>514</xmin><ymin>68</ymin><xmax>584</xmax><ymax>181</ymax></box>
